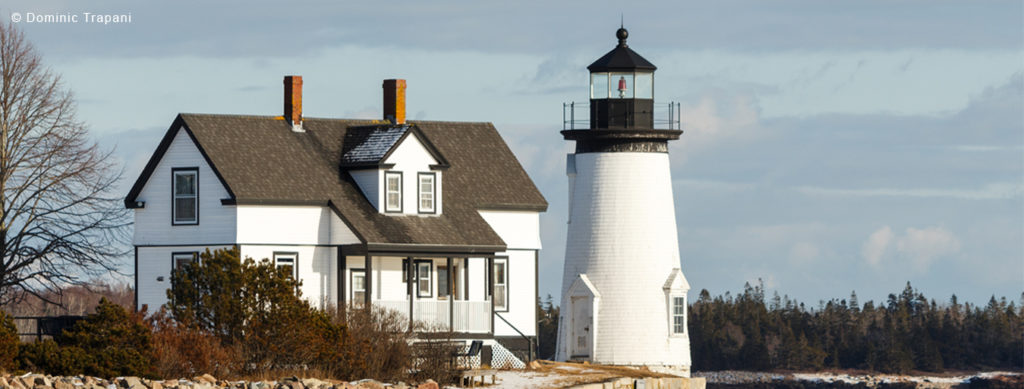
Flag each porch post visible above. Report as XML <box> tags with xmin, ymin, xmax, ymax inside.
<box><xmin>447</xmin><ymin>257</ymin><xmax>453</xmax><ymax>333</ymax></box>
<box><xmin>488</xmin><ymin>256</ymin><xmax>495</xmax><ymax>334</ymax></box>
<box><xmin>338</xmin><ymin>246</ymin><xmax>346</xmax><ymax>317</ymax></box>
<box><xmin>407</xmin><ymin>256</ymin><xmax>414</xmax><ymax>332</ymax></box>
<box><xmin>364</xmin><ymin>252</ymin><xmax>372</xmax><ymax>306</ymax></box>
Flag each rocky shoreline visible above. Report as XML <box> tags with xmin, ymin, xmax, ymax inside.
<box><xmin>0</xmin><ymin>374</ymin><xmax>437</xmax><ymax>389</ymax></box>
<box><xmin>694</xmin><ymin>370</ymin><xmax>1024</xmax><ymax>389</ymax></box>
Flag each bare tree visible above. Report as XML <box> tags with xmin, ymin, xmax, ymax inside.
<box><xmin>0</xmin><ymin>21</ymin><xmax>130</xmax><ymax>306</ymax></box>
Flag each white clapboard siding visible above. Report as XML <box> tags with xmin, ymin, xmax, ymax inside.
<box><xmin>133</xmin><ymin>126</ymin><xmax>236</xmax><ymax>245</ymax></box>
<box><xmin>236</xmin><ymin>206</ymin><xmax>359</xmax><ymax>245</ymax></box>
<box><xmin>240</xmin><ymin>245</ymin><xmax>337</xmax><ymax>308</ymax></box>
<box><xmin>136</xmin><ymin>245</ymin><xmax>232</xmax><ymax>311</ymax></box>
<box><xmin>382</xmin><ymin>134</ymin><xmax>443</xmax><ymax>216</ymax></box>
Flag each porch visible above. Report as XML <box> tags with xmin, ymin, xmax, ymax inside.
<box><xmin>340</xmin><ymin>248</ymin><xmax>503</xmax><ymax>335</ymax></box>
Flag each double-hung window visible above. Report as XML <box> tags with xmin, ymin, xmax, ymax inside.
<box><xmin>493</xmin><ymin>258</ymin><xmax>508</xmax><ymax>311</ymax></box>
<box><xmin>385</xmin><ymin>171</ymin><xmax>402</xmax><ymax>213</ymax></box>
<box><xmin>172</xmin><ymin>168</ymin><xmax>198</xmax><ymax>225</ymax></box>
<box><xmin>418</xmin><ymin>173</ymin><xmax>435</xmax><ymax>214</ymax></box>
<box><xmin>351</xmin><ymin>269</ymin><xmax>366</xmax><ymax>304</ymax></box>
<box><xmin>672</xmin><ymin>296</ymin><xmax>686</xmax><ymax>335</ymax></box>
<box><xmin>274</xmin><ymin>252</ymin><xmax>297</xmax><ymax>279</ymax></box>
<box><xmin>416</xmin><ymin>260</ymin><xmax>432</xmax><ymax>297</ymax></box>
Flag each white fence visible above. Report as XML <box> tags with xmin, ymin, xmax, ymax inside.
<box><xmin>375</xmin><ymin>300</ymin><xmax>491</xmax><ymax>333</ymax></box>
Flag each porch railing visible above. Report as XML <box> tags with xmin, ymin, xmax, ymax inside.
<box><xmin>375</xmin><ymin>300</ymin><xmax>491</xmax><ymax>333</ymax></box>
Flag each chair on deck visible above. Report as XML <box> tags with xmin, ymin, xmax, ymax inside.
<box><xmin>451</xmin><ymin>340</ymin><xmax>483</xmax><ymax>369</ymax></box>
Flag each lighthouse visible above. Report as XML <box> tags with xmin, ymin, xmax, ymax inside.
<box><xmin>556</xmin><ymin>27</ymin><xmax>692</xmax><ymax>375</ymax></box>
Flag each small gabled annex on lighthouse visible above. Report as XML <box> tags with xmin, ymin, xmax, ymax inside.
<box><xmin>556</xmin><ymin>27</ymin><xmax>692</xmax><ymax>375</ymax></box>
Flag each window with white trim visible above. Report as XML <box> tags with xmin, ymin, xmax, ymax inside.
<box><xmin>672</xmin><ymin>295</ymin><xmax>687</xmax><ymax>335</ymax></box>
<box><xmin>385</xmin><ymin>171</ymin><xmax>402</xmax><ymax>212</ymax></box>
<box><xmin>274</xmin><ymin>252</ymin><xmax>297</xmax><ymax>279</ymax></box>
<box><xmin>352</xmin><ymin>269</ymin><xmax>366</xmax><ymax>304</ymax></box>
<box><xmin>418</xmin><ymin>173</ymin><xmax>435</xmax><ymax>213</ymax></box>
<box><xmin>416</xmin><ymin>261</ymin><xmax>432</xmax><ymax>297</ymax></box>
<box><xmin>494</xmin><ymin>258</ymin><xmax>508</xmax><ymax>311</ymax></box>
<box><xmin>172</xmin><ymin>169</ymin><xmax>198</xmax><ymax>224</ymax></box>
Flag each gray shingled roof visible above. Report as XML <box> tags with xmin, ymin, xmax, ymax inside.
<box><xmin>126</xmin><ymin>114</ymin><xmax>547</xmax><ymax>251</ymax></box>
<box><xmin>340</xmin><ymin>125</ymin><xmax>409</xmax><ymax>164</ymax></box>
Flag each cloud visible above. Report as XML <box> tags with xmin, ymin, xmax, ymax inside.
<box><xmin>789</xmin><ymin>242</ymin><xmax>820</xmax><ymax>264</ymax></box>
<box><xmin>897</xmin><ymin>226</ymin><xmax>961</xmax><ymax>270</ymax></box>
<box><xmin>862</xmin><ymin>226</ymin><xmax>893</xmax><ymax>266</ymax></box>
<box><xmin>862</xmin><ymin>226</ymin><xmax>961</xmax><ymax>270</ymax></box>
<box><xmin>795</xmin><ymin>182</ymin><xmax>1023</xmax><ymax>200</ymax></box>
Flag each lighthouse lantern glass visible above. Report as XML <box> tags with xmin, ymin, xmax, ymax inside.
<box><xmin>610</xmin><ymin>72</ymin><xmax>633</xmax><ymax>99</ymax></box>
<box><xmin>634</xmin><ymin>72</ymin><xmax>653</xmax><ymax>99</ymax></box>
<box><xmin>590</xmin><ymin>72</ymin><xmax>609</xmax><ymax>99</ymax></box>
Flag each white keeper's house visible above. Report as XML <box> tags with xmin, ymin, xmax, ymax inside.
<box><xmin>125</xmin><ymin>77</ymin><xmax>547</xmax><ymax>364</ymax></box>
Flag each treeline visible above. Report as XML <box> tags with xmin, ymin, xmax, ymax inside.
<box><xmin>689</xmin><ymin>281</ymin><xmax>1024</xmax><ymax>372</ymax></box>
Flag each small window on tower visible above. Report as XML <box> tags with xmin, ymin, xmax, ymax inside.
<box><xmin>672</xmin><ymin>295</ymin><xmax>686</xmax><ymax>335</ymax></box>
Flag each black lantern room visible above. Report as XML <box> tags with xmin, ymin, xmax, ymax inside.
<box><xmin>562</xmin><ymin>27</ymin><xmax>681</xmax><ymax>153</ymax></box>
<box><xmin>588</xmin><ymin>27</ymin><xmax>656</xmax><ymax>129</ymax></box>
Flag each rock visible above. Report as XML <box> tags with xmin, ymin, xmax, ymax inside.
<box><xmin>415</xmin><ymin>380</ymin><xmax>438</xmax><ymax>389</ymax></box>
<box><xmin>32</xmin><ymin>376</ymin><xmax>50</xmax><ymax>387</ymax></box>
<box><xmin>118</xmin><ymin>377</ymin><xmax>145</xmax><ymax>389</ymax></box>
<box><xmin>299</xmin><ymin>380</ymin><xmax>321</xmax><ymax>389</ymax></box>
<box><xmin>195</xmin><ymin>376</ymin><xmax>217</xmax><ymax>385</ymax></box>
<box><xmin>149</xmin><ymin>381</ymin><xmax>163</xmax><ymax>389</ymax></box>
<box><xmin>284</xmin><ymin>381</ymin><xmax>302</xmax><ymax>389</ymax></box>
<box><xmin>351</xmin><ymin>380</ymin><xmax>383</xmax><ymax>389</ymax></box>
<box><xmin>55</xmin><ymin>380</ymin><xmax>75</xmax><ymax>389</ymax></box>
<box><xmin>392</xmin><ymin>383</ymin><xmax>408</xmax><ymax>389</ymax></box>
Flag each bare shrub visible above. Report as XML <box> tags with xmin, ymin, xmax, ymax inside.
<box><xmin>149</xmin><ymin>308</ymin><xmax>239</xmax><ymax>379</ymax></box>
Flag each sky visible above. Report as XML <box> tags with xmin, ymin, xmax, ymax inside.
<box><xmin>2</xmin><ymin>0</ymin><xmax>1021</xmax><ymax>307</ymax></box>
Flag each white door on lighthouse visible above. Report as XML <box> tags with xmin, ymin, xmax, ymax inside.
<box><xmin>570</xmin><ymin>296</ymin><xmax>592</xmax><ymax>358</ymax></box>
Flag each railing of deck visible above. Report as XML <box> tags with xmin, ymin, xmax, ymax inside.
<box><xmin>374</xmin><ymin>300</ymin><xmax>491</xmax><ymax>333</ymax></box>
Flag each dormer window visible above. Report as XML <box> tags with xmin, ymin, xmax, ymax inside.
<box><xmin>418</xmin><ymin>173</ymin><xmax>435</xmax><ymax>214</ymax></box>
<box><xmin>172</xmin><ymin>168</ymin><xmax>198</xmax><ymax>225</ymax></box>
<box><xmin>385</xmin><ymin>171</ymin><xmax>402</xmax><ymax>213</ymax></box>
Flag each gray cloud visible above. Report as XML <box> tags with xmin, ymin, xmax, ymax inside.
<box><xmin>4</xmin><ymin>0</ymin><xmax>1020</xmax><ymax>61</ymax></box>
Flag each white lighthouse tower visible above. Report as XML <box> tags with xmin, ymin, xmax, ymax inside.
<box><xmin>556</xmin><ymin>27</ymin><xmax>692</xmax><ymax>375</ymax></box>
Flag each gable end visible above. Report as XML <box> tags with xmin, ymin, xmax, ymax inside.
<box><xmin>125</xmin><ymin>115</ymin><xmax>236</xmax><ymax>208</ymax></box>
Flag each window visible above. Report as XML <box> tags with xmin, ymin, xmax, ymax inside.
<box><xmin>672</xmin><ymin>296</ymin><xmax>686</xmax><ymax>335</ymax></box>
<box><xmin>351</xmin><ymin>269</ymin><xmax>366</xmax><ymax>303</ymax></box>
<box><xmin>437</xmin><ymin>265</ymin><xmax>449</xmax><ymax>298</ymax></box>
<box><xmin>172</xmin><ymin>168</ymin><xmax>198</xmax><ymax>224</ymax></box>
<box><xmin>385</xmin><ymin>171</ymin><xmax>402</xmax><ymax>213</ymax></box>
<box><xmin>416</xmin><ymin>260</ymin><xmax>432</xmax><ymax>298</ymax></box>
<box><xmin>493</xmin><ymin>258</ymin><xmax>508</xmax><ymax>311</ymax></box>
<box><xmin>418</xmin><ymin>173</ymin><xmax>435</xmax><ymax>214</ymax></box>
<box><xmin>172</xmin><ymin>252</ymin><xmax>198</xmax><ymax>271</ymax></box>
<box><xmin>274</xmin><ymin>252</ymin><xmax>297</xmax><ymax>279</ymax></box>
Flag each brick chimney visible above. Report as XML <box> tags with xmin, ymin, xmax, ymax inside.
<box><xmin>383</xmin><ymin>79</ymin><xmax>406</xmax><ymax>124</ymax></box>
<box><xmin>284</xmin><ymin>75</ymin><xmax>303</xmax><ymax>132</ymax></box>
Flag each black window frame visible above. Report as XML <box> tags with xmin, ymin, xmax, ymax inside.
<box><xmin>417</xmin><ymin>172</ymin><xmax>436</xmax><ymax>214</ymax></box>
<box><xmin>493</xmin><ymin>257</ymin><xmax>509</xmax><ymax>312</ymax></box>
<box><xmin>351</xmin><ymin>268</ymin><xmax>367</xmax><ymax>303</ymax></box>
<box><xmin>171</xmin><ymin>167</ymin><xmax>199</xmax><ymax>225</ymax></box>
<box><xmin>171</xmin><ymin>251</ymin><xmax>199</xmax><ymax>272</ymax></box>
<box><xmin>414</xmin><ymin>259</ymin><xmax>433</xmax><ymax>298</ymax></box>
<box><xmin>273</xmin><ymin>251</ymin><xmax>299</xmax><ymax>279</ymax></box>
<box><xmin>384</xmin><ymin>171</ymin><xmax>403</xmax><ymax>213</ymax></box>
